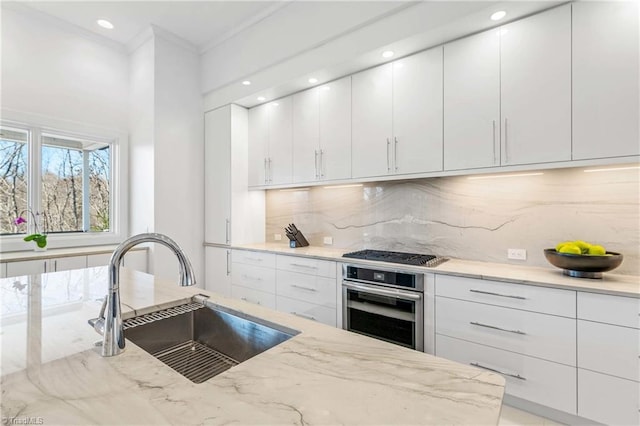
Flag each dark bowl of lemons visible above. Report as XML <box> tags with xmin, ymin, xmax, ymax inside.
<box><xmin>544</xmin><ymin>241</ymin><xmax>623</xmax><ymax>279</ymax></box>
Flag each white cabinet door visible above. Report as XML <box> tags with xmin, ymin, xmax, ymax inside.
<box><xmin>573</xmin><ymin>1</ymin><xmax>639</xmax><ymax>160</ymax></box>
<box><xmin>53</xmin><ymin>255</ymin><xmax>87</xmax><ymax>272</ymax></box>
<box><xmin>231</xmin><ymin>285</ymin><xmax>276</xmax><ymax>309</ymax></box>
<box><xmin>319</xmin><ymin>76</ymin><xmax>351</xmax><ymax>181</ymax></box>
<box><xmin>578</xmin><ymin>369</ymin><xmax>640</xmax><ymax>426</ymax></box>
<box><xmin>6</xmin><ymin>259</ymin><xmax>46</xmax><ymax>277</ymax></box>
<box><xmin>578</xmin><ymin>320</ymin><xmax>639</xmax><ymax>381</ymax></box>
<box><xmin>444</xmin><ymin>29</ymin><xmax>500</xmax><ymax>170</ymax></box>
<box><xmin>276</xmin><ymin>295</ymin><xmax>337</xmax><ymax>327</ymax></box>
<box><xmin>392</xmin><ymin>47</ymin><xmax>443</xmax><ymax>175</ymax></box>
<box><xmin>292</xmin><ymin>88</ymin><xmax>320</xmax><ymax>183</ymax></box>
<box><xmin>204</xmin><ymin>107</ymin><xmax>231</xmax><ymax>244</ymax></box>
<box><xmin>248</xmin><ymin>103</ymin><xmax>268</xmax><ymax>186</ymax></box>
<box><xmin>205</xmin><ymin>246</ymin><xmax>231</xmax><ymax>297</ymax></box>
<box><xmin>500</xmin><ymin>5</ymin><xmax>571</xmax><ymax>166</ymax></box>
<box><xmin>267</xmin><ymin>97</ymin><xmax>293</xmax><ymax>185</ymax></box>
<box><xmin>352</xmin><ymin>63</ymin><xmax>393</xmax><ymax>178</ymax></box>
<box><xmin>0</xmin><ymin>262</ymin><xmax>6</xmax><ymax>278</ymax></box>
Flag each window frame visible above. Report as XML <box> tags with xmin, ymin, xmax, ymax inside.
<box><xmin>0</xmin><ymin>117</ymin><xmax>128</xmax><ymax>252</ymax></box>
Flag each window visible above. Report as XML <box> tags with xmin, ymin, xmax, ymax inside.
<box><xmin>0</xmin><ymin>121</ymin><xmax>125</xmax><ymax>249</ymax></box>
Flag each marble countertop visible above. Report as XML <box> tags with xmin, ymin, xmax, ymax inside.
<box><xmin>0</xmin><ymin>245</ymin><xmax>147</xmax><ymax>262</ymax></box>
<box><xmin>226</xmin><ymin>243</ymin><xmax>640</xmax><ymax>297</ymax></box>
<box><xmin>0</xmin><ymin>267</ymin><xmax>505</xmax><ymax>425</ymax></box>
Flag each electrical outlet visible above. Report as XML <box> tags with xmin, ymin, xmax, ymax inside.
<box><xmin>323</xmin><ymin>236</ymin><xmax>333</xmax><ymax>245</ymax></box>
<box><xmin>507</xmin><ymin>248</ymin><xmax>527</xmax><ymax>260</ymax></box>
<box><xmin>274</xmin><ymin>233</ymin><xmax>282</xmax><ymax>241</ymax></box>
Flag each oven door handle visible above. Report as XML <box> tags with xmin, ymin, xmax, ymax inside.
<box><xmin>343</xmin><ymin>282</ymin><xmax>422</xmax><ymax>301</ymax></box>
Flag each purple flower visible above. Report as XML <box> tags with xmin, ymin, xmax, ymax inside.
<box><xmin>14</xmin><ymin>216</ymin><xmax>26</xmax><ymax>225</ymax></box>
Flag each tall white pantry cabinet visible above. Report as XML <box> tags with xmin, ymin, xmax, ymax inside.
<box><xmin>204</xmin><ymin>105</ymin><xmax>265</xmax><ymax>296</ymax></box>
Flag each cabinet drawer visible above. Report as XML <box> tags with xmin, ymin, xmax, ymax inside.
<box><xmin>276</xmin><ymin>296</ymin><xmax>337</xmax><ymax>327</ymax></box>
<box><xmin>578</xmin><ymin>292</ymin><xmax>640</xmax><ymax>329</ymax></box>
<box><xmin>276</xmin><ymin>270</ymin><xmax>336</xmax><ymax>308</ymax></box>
<box><xmin>276</xmin><ymin>255</ymin><xmax>336</xmax><ymax>278</ymax></box>
<box><xmin>231</xmin><ymin>263</ymin><xmax>276</xmax><ymax>293</ymax></box>
<box><xmin>435</xmin><ymin>275</ymin><xmax>576</xmax><ymax>317</ymax></box>
<box><xmin>436</xmin><ymin>334</ymin><xmax>576</xmax><ymax>415</ymax></box>
<box><xmin>578</xmin><ymin>369</ymin><xmax>640</xmax><ymax>426</ymax></box>
<box><xmin>232</xmin><ymin>250</ymin><xmax>276</xmax><ymax>268</ymax></box>
<box><xmin>578</xmin><ymin>319</ymin><xmax>639</xmax><ymax>381</ymax></box>
<box><xmin>436</xmin><ymin>297</ymin><xmax>576</xmax><ymax>365</ymax></box>
<box><xmin>231</xmin><ymin>285</ymin><xmax>276</xmax><ymax>310</ymax></box>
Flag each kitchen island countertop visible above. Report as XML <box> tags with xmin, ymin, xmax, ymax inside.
<box><xmin>0</xmin><ymin>267</ymin><xmax>505</xmax><ymax>425</ymax></box>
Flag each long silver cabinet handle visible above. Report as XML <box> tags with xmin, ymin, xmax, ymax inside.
<box><xmin>343</xmin><ymin>282</ymin><xmax>422</xmax><ymax>301</ymax></box>
<box><xmin>314</xmin><ymin>150</ymin><xmax>319</xmax><ymax>179</ymax></box>
<box><xmin>394</xmin><ymin>137</ymin><xmax>398</xmax><ymax>171</ymax></box>
<box><xmin>241</xmin><ymin>274</ymin><xmax>262</xmax><ymax>281</ymax></box>
<box><xmin>319</xmin><ymin>149</ymin><xmax>324</xmax><ymax>178</ymax></box>
<box><xmin>244</xmin><ymin>257</ymin><xmax>263</xmax><ymax>262</ymax></box>
<box><xmin>268</xmin><ymin>158</ymin><xmax>273</xmax><ymax>183</ymax></box>
<box><xmin>226</xmin><ymin>250</ymin><xmax>231</xmax><ymax>276</ymax></box>
<box><xmin>470</xmin><ymin>321</ymin><xmax>526</xmax><ymax>335</ymax></box>
<box><xmin>44</xmin><ymin>260</ymin><xmax>47</xmax><ymax>273</ymax></box>
<box><xmin>240</xmin><ymin>297</ymin><xmax>261</xmax><ymax>305</ymax></box>
<box><xmin>264</xmin><ymin>158</ymin><xmax>268</xmax><ymax>184</ymax></box>
<box><xmin>386</xmin><ymin>138</ymin><xmax>391</xmax><ymax>172</ymax></box>
<box><xmin>470</xmin><ymin>362</ymin><xmax>526</xmax><ymax>381</ymax></box>
<box><xmin>290</xmin><ymin>263</ymin><xmax>317</xmax><ymax>269</ymax></box>
<box><xmin>225</xmin><ymin>219</ymin><xmax>230</xmax><ymax>244</ymax></box>
<box><xmin>469</xmin><ymin>289</ymin><xmax>526</xmax><ymax>300</ymax></box>
<box><xmin>492</xmin><ymin>120</ymin><xmax>497</xmax><ymax>164</ymax></box>
<box><xmin>291</xmin><ymin>284</ymin><xmax>317</xmax><ymax>292</ymax></box>
<box><xmin>292</xmin><ymin>312</ymin><xmax>316</xmax><ymax>321</ymax></box>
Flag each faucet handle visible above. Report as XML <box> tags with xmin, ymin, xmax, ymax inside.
<box><xmin>88</xmin><ymin>297</ymin><xmax>108</xmax><ymax>335</ymax></box>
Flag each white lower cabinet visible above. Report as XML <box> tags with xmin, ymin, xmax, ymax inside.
<box><xmin>436</xmin><ymin>334</ymin><xmax>577</xmax><ymax>414</ymax></box>
<box><xmin>5</xmin><ymin>255</ymin><xmax>88</xmax><ymax>277</ymax></box>
<box><xmin>231</xmin><ymin>262</ymin><xmax>276</xmax><ymax>293</ymax></box>
<box><xmin>231</xmin><ymin>285</ymin><xmax>276</xmax><ymax>309</ymax></box>
<box><xmin>276</xmin><ymin>270</ymin><xmax>336</xmax><ymax>308</ymax></box>
<box><xmin>0</xmin><ymin>262</ymin><xmax>6</xmax><ymax>278</ymax></box>
<box><xmin>205</xmin><ymin>247</ymin><xmax>231</xmax><ymax>297</ymax></box>
<box><xmin>276</xmin><ymin>295</ymin><xmax>336</xmax><ymax>327</ymax></box>
<box><xmin>578</xmin><ymin>369</ymin><xmax>640</xmax><ymax>426</ymax></box>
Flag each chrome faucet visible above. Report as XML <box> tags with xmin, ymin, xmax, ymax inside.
<box><xmin>89</xmin><ymin>233</ymin><xmax>196</xmax><ymax>357</ymax></box>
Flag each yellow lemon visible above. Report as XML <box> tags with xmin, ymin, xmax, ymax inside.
<box><xmin>558</xmin><ymin>244</ymin><xmax>581</xmax><ymax>255</ymax></box>
<box><xmin>573</xmin><ymin>240</ymin><xmax>592</xmax><ymax>254</ymax></box>
<box><xmin>587</xmin><ymin>245</ymin><xmax>606</xmax><ymax>256</ymax></box>
<box><xmin>555</xmin><ymin>241</ymin><xmax>573</xmax><ymax>251</ymax></box>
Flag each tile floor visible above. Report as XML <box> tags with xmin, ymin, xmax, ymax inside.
<box><xmin>499</xmin><ymin>405</ymin><xmax>565</xmax><ymax>426</ymax></box>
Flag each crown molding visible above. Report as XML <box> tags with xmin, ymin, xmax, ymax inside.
<box><xmin>1</xmin><ymin>1</ymin><xmax>127</xmax><ymax>54</ymax></box>
<box><xmin>126</xmin><ymin>26</ymin><xmax>154</xmax><ymax>53</ymax></box>
<box><xmin>151</xmin><ymin>25</ymin><xmax>198</xmax><ymax>53</ymax></box>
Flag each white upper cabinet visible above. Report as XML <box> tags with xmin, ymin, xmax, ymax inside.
<box><xmin>248</xmin><ymin>103</ymin><xmax>269</xmax><ymax>186</ymax></box>
<box><xmin>352</xmin><ymin>63</ymin><xmax>393</xmax><ymax>178</ymax></box>
<box><xmin>352</xmin><ymin>47</ymin><xmax>443</xmax><ymax>179</ymax></box>
<box><xmin>392</xmin><ymin>48</ymin><xmax>443</xmax><ymax>175</ymax></box>
<box><xmin>572</xmin><ymin>1</ymin><xmax>639</xmax><ymax>160</ymax></box>
<box><xmin>293</xmin><ymin>87</ymin><xmax>320</xmax><ymax>183</ymax></box>
<box><xmin>205</xmin><ymin>106</ymin><xmax>232</xmax><ymax>244</ymax></box>
<box><xmin>248</xmin><ymin>98</ymin><xmax>293</xmax><ymax>186</ymax></box>
<box><xmin>500</xmin><ymin>4</ymin><xmax>571</xmax><ymax>166</ymax></box>
<box><xmin>268</xmin><ymin>97</ymin><xmax>293</xmax><ymax>185</ymax></box>
<box><xmin>319</xmin><ymin>77</ymin><xmax>351</xmax><ymax>181</ymax></box>
<box><xmin>444</xmin><ymin>29</ymin><xmax>500</xmax><ymax>170</ymax></box>
<box><xmin>292</xmin><ymin>76</ymin><xmax>352</xmax><ymax>183</ymax></box>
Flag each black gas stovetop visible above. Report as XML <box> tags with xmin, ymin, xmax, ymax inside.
<box><xmin>341</xmin><ymin>249</ymin><xmax>446</xmax><ymax>267</ymax></box>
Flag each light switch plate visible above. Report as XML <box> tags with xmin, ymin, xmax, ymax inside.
<box><xmin>323</xmin><ymin>236</ymin><xmax>333</xmax><ymax>245</ymax></box>
<box><xmin>507</xmin><ymin>248</ymin><xmax>527</xmax><ymax>260</ymax></box>
<box><xmin>274</xmin><ymin>234</ymin><xmax>282</xmax><ymax>241</ymax></box>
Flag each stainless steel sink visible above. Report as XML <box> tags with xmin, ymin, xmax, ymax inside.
<box><xmin>124</xmin><ymin>299</ymin><xmax>298</xmax><ymax>383</ymax></box>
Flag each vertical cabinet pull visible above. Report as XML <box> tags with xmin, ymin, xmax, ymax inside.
<box><xmin>225</xmin><ymin>250</ymin><xmax>230</xmax><ymax>276</ymax></box>
<box><xmin>319</xmin><ymin>149</ymin><xmax>324</xmax><ymax>178</ymax></box>
<box><xmin>394</xmin><ymin>137</ymin><xmax>399</xmax><ymax>171</ymax></box>
<box><xmin>54</xmin><ymin>260</ymin><xmax>57</xmax><ymax>271</ymax></box>
<box><xmin>492</xmin><ymin>120</ymin><xmax>497</xmax><ymax>164</ymax></box>
<box><xmin>44</xmin><ymin>260</ymin><xmax>47</xmax><ymax>273</ymax></box>
<box><xmin>386</xmin><ymin>138</ymin><xmax>391</xmax><ymax>172</ymax></box>
<box><xmin>264</xmin><ymin>158</ymin><xmax>268</xmax><ymax>184</ymax></box>
<box><xmin>225</xmin><ymin>219</ymin><xmax>230</xmax><ymax>244</ymax></box>
<box><xmin>504</xmin><ymin>118</ymin><xmax>509</xmax><ymax>163</ymax></box>
<box><xmin>314</xmin><ymin>150</ymin><xmax>319</xmax><ymax>179</ymax></box>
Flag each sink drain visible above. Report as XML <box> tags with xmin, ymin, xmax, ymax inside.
<box><xmin>153</xmin><ymin>340</ymin><xmax>239</xmax><ymax>383</ymax></box>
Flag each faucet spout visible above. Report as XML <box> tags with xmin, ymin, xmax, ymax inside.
<box><xmin>89</xmin><ymin>233</ymin><xmax>196</xmax><ymax>357</ymax></box>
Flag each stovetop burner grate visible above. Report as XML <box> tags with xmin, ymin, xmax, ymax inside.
<box><xmin>342</xmin><ymin>249</ymin><xmax>446</xmax><ymax>267</ymax></box>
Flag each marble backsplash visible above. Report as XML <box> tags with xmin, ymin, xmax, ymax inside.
<box><xmin>266</xmin><ymin>166</ymin><xmax>640</xmax><ymax>276</ymax></box>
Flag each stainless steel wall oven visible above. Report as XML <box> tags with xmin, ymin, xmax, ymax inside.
<box><xmin>342</xmin><ymin>264</ymin><xmax>424</xmax><ymax>351</ymax></box>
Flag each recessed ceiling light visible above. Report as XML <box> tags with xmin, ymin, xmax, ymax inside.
<box><xmin>308</xmin><ymin>77</ymin><xmax>318</xmax><ymax>84</ymax></box>
<box><xmin>242</xmin><ymin>80</ymin><xmax>251</xmax><ymax>86</ymax></box>
<box><xmin>257</xmin><ymin>96</ymin><xmax>266</xmax><ymax>102</ymax></box>
<box><xmin>382</xmin><ymin>50</ymin><xmax>394</xmax><ymax>58</ymax></box>
<box><xmin>97</xmin><ymin>19</ymin><xmax>114</xmax><ymax>29</ymax></box>
<box><xmin>490</xmin><ymin>11</ymin><xmax>507</xmax><ymax>21</ymax></box>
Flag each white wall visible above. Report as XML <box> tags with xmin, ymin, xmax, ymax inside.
<box><xmin>152</xmin><ymin>33</ymin><xmax>204</xmax><ymax>284</ymax></box>
<box><xmin>0</xmin><ymin>6</ymin><xmax>129</xmax><ymax>130</ymax></box>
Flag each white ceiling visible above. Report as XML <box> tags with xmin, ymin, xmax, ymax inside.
<box><xmin>10</xmin><ymin>0</ymin><xmax>285</xmax><ymax>50</ymax></box>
